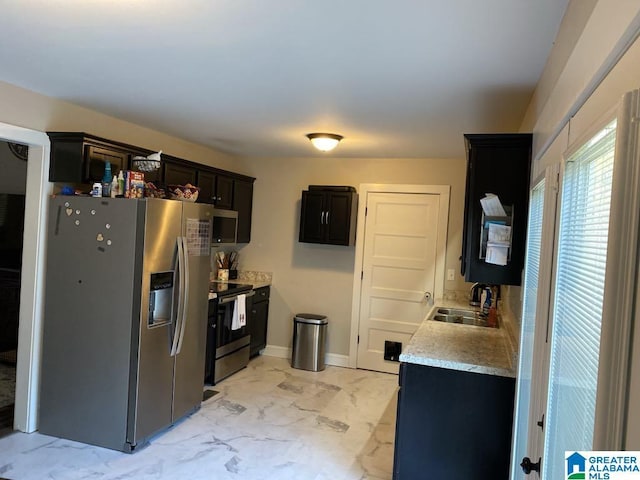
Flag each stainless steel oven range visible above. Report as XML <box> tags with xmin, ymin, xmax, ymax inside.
<box><xmin>205</xmin><ymin>282</ymin><xmax>255</xmax><ymax>385</ymax></box>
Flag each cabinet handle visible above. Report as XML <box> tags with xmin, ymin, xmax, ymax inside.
<box><xmin>320</xmin><ymin>211</ymin><xmax>325</xmax><ymax>224</ymax></box>
<box><xmin>326</xmin><ymin>211</ymin><xmax>329</xmax><ymax>224</ymax></box>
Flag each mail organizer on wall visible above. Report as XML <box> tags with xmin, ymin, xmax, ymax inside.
<box><xmin>480</xmin><ymin>206</ymin><xmax>514</xmax><ymax>263</ymax></box>
<box><xmin>461</xmin><ymin>134</ymin><xmax>532</xmax><ymax>286</ymax></box>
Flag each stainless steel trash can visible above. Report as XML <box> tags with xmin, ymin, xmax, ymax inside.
<box><xmin>291</xmin><ymin>313</ymin><xmax>328</xmax><ymax>371</ymax></box>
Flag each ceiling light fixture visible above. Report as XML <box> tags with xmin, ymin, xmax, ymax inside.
<box><xmin>306</xmin><ymin>133</ymin><xmax>343</xmax><ymax>152</ymax></box>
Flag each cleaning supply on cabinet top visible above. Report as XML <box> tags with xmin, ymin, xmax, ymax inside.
<box><xmin>110</xmin><ymin>175</ymin><xmax>119</xmax><ymax>198</ymax></box>
<box><xmin>101</xmin><ymin>162</ymin><xmax>113</xmax><ymax>197</ymax></box>
<box><xmin>117</xmin><ymin>171</ymin><xmax>125</xmax><ymax>196</ymax></box>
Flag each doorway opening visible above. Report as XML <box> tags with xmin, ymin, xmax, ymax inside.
<box><xmin>0</xmin><ymin>140</ymin><xmax>28</xmax><ymax>436</ymax></box>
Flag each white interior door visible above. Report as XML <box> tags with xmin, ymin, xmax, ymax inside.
<box><xmin>356</xmin><ymin>191</ymin><xmax>442</xmax><ymax>374</ymax></box>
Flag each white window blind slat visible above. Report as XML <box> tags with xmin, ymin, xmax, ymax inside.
<box><xmin>543</xmin><ymin>119</ymin><xmax>616</xmax><ymax>479</ymax></box>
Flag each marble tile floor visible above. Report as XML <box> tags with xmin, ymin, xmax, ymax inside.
<box><xmin>0</xmin><ymin>356</ymin><xmax>399</xmax><ymax>480</ymax></box>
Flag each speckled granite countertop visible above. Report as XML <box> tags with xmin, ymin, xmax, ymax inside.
<box><xmin>208</xmin><ymin>270</ymin><xmax>272</xmax><ymax>299</ymax></box>
<box><xmin>399</xmin><ymin>299</ymin><xmax>518</xmax><ymax>378</ymax></box>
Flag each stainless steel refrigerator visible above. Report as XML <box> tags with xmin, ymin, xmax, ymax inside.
<box><xmin>39</xmin><ymin>197</ymin><xmax>213</xmax><ymax>452</ymax></box>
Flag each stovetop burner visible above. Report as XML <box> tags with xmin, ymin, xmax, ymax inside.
<box><xmin>209</xmin><ymin>281</ymin><xmax>253</xmax><ymax>296</ymax></box>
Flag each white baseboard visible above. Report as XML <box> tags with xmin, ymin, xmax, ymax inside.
<box><xmin>261</xmin><ymin>345</ymin><xmax>352</xmax><ymax>368</ymax></box>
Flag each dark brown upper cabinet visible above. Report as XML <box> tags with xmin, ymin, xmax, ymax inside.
<box><xmin>233</xmin><ymin>179</ymin><xmax>254</xmax><ymax>243</ymax></box>
<box><xmin>197</xmin><ymin>171</ymin><xmax>233</xmax><ymax>208</ymax></box>
<box><xmin>47</xmin><ymin>132</ymin><xmax>256</xmax><ymax>243</ymax></box>
<box><xmin>163</xmin><ymin>159</ymin><xmax>197</xmax><ymax>187</ymax></box>
<box><xmin>299</xmin><ymin>186</ymin><xmax>357</xmax><ymax>246</ymax></box>
<box><xmin>48</xmin><ymin>132</ymin><xmax>147</xmax><ymax>183</ymax></box>
<box><xmin>461</xmin><ymin>133</ymin><xmax>532</xmax><ymax>286</ymax></box>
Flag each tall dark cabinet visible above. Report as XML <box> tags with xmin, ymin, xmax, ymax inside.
<box><xmin>299</xmin><ymin>186</ymin><xmax>357</xmax><ymax>246</ymax></box>
<box><xmin>461</xmin><ymin>134</ymin><xmax>532</xmax><ymax>286</ymax></box>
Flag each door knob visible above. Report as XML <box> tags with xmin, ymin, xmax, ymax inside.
<box><xmin>520</xmin><ymin>457</ymin><xmax>541</xmax><ymax>474</ymax></box>
<box><xmin>424</xmin><ymin>291</ymin><xmax>433</xmax><ymax>304</ymax></box>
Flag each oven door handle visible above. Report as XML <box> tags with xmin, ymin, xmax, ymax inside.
<box><xmin>218</xmin><ymin>290</ymin><xmax>255</xmax><ymax>304</ymax></box>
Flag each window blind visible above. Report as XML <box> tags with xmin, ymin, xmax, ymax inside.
<box><xmin>510</xmin><ymin>178</ymin><xmax>545</xmax><ymax>479</ymax></box>
<box><xmin>543</xmin><ymin>119</ymin><xmax>616</xmax><ymax>479</ymax></box>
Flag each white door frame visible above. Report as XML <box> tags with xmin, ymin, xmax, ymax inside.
<box><xmin>0</xmin><ymin>122</ymin><xmax>51</xmax><ymax>433</ymax></box>
<box><xmin>348</xmin><ymin>183</ymin><xmax>450</xmax><ymax>369</ymax></box>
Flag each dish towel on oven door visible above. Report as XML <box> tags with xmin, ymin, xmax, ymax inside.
<box><xmin>231</xmin><ymin>294</ymin><xmax>247</xmax><ymax>330</ymax></box>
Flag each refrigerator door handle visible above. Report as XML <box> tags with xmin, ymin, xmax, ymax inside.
<box><xmin>171</xmin><ymin>237</ymin><xmax>186</xmax><ymax>356</ymax></box>
<box><xmin>175</xmin><ymin>236</ymin><xmax>190</xmax><ymax>355</ymax></box>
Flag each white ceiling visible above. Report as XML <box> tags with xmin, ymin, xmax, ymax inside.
<box><xmin>0</xmin><ymin>0</ymin><xmax>569</xmax><ymax>159</ymax></box>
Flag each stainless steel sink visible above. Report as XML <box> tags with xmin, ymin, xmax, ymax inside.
<box><xmin>430</xmin><ymin>308</ymin><xmax>498</xmax><ymax>328</ymax></box>
<box><xmin>436</xmin><ymin>308</ymin><xmax>482</xmax><ymax>317</ymax></box>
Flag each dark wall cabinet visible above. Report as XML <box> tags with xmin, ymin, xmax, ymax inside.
<box><xmin>47</xmin><ymin>132</ymin><xmax>256</xmax><ymax>243</ymax></box>
<box><xmin>48</xmin><ymin>132</ymin><xmax>148</xmax><ymax>184</ymax></box>
<box><xmin>461</xmin><ymin>134</ymin><xmax>532</xmax><ymax>286</ymax></box>
<box><xmin>393</xmin><ymin>362</ymin><xmax>515</xmax><ymax>480</ymax></box>
<box><xmin>248</xmin><ymin>286</ymin><xmax>269</xmax><ymax>357</ymax></box>
<box><xmin>299</xmin><ymin>186</ymin><xmax>357</xmax><ymax>246</ymax></box>
<box><xmin>233</xmin><ymin>179</ymin><xmax>254</xmax><ymax>244</ymax></box>
<box><xmin>164</xmin><ymin>160</ymin><xmax>197</xmax><ymax>187</ymax></box>
<box><xmin>196</xmin><ymin>171</ymin><xmax>233</xmax><ymax>209</ymax></box>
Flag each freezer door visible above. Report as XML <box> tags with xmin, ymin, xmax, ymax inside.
<box><xmin>129</xmin><ymin>199</ymin><xmax>183</xmax><ymax>445</ymax></box>
<box><xmin>172</xmin><ymin>202</ymin><xmax>214</xmax><ymax>420</ymax></box>
<box><xmin>40</xmin><ymin>197</ymin><xmax>144</xmax><ymax>452</ymax></box>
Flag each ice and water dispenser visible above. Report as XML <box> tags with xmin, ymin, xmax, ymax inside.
<box><xmin>148</xmin><ymin>271</ymin><xmax>175</xmax><ymax>327</ymax></box>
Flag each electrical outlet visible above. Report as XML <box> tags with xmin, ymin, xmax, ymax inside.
<box><xmin>447</xmin><ymin>269</ymin><xmax>455</xmax><ymax>281</ymax></box>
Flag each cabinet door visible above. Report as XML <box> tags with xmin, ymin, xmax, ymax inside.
<box><xmin>85</xmin><ymin>145</ymin><xmax>129</xmax><ymax>183</ymax></box>
<box><xmin>215</xmin><ymin>175</ymin><xmax>234</xmax><ymax>209</ymax></box>
<box><xmin>196</xmin><ymin>170</ymin><xmax>217</xmax><ymax>204</ymax></box>
<box><xmin>249</xmin><ymin>297</ymin><xmax>269</xmax><ymax>357</ymax></box>
<box><xmin>163</xmin><ymin>161</ymin><xmax>197</xmax><ymax>187</ymax></box>
<box><xmin>233</xmin><ymin>179</ymin><xmax>254</xmax><ymax>243</ymax></box>
<box><xmin>299</xmin><ymin>191</ymin><xmax>325</xmax><ymax>243</ymax></box>
<box><xmin>325</xmin><ymin>192</ymin><xmax>355</xmax><ymax>245</ymax></box>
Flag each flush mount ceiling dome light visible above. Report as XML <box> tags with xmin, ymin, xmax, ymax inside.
<box><xmin>306</xmin><ymin>133</ymin><xmax>344</xmax><ymax>152</ymax></box>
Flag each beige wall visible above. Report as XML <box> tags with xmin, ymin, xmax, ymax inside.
<box><xmin>0</xmin><ymin>80</ymin><xmax>246</xmax><ymax>174</ymax></box>
<box><xmin>236</xmin><ymin>156</ymin><xmax>468</xmax><ymax>357</ymax></box>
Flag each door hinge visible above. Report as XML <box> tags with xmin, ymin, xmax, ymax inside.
<box><xmin>365</xmin><ymin>206</ymin><xmax>368</xmax><ymax>216</ymax></box>
<box><xmin>361</xmin><ymin>270</ymin><xmax>364</xmax><ymax>280</ymax></box>
<box><xmin>357</xmin><ymin>335</ymin><xmax>360</xmax><ymax>344</ymax></box>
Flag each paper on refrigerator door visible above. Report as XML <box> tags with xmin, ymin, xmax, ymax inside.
<box><xmin>480</xmin><ymin>194</ymin><xmax>507</xmax><ymax>216</ymax></box>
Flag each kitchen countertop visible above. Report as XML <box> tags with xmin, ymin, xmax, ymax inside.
<box><xmin>399</xmin><ymin>299</ymin><xmax>518</xmax><ymax>378</ymax></box>
<box><xmin>208</xmin><ymin>271</ymin><xmax>272</xmax><ymax>299</ymax></box>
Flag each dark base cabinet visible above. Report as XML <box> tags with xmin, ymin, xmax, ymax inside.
<box><xmin>248</xmin><ymin>286</ymin><xmax>269</xmax><ymax>357</ymax></box>
<box><xmin>393</xmin><ymin>362</ymin><xmax>515</xmax><ymax>480</ymax></box>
